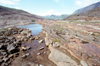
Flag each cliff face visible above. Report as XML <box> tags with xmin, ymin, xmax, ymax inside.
<box><xmin>0</xmin><ymin>5</ymin><xmax>42</xmax><ymax>28</ymax></box>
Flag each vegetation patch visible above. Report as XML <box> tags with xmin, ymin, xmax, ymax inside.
<box><xmin>53</xmin><ymin>39</ymin><xmax>61</xmax><ymax>42</ymax></box>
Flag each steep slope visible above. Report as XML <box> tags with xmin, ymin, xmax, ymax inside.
<box><xmin>43</xmin><ymin>14</ymin><xmax>69</xmax><ymax>19</ymax></box>
<box><xmin>65</xmin><ymin>7</ymin><xmax>100</xmax><ymax>21</ymax></box>
<box><xmin>0</xmin><ymin>5</ymin><xmax>42</xmax><ymax>28</ymax></box>
<box><xmin>74</xmin><ymin>1</ymin><xmax>100</xmax><ymax>14</ymax></box>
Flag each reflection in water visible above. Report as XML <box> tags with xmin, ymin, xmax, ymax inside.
<box><xmin>17</xmin><ymin>24</ymin><xmax>43</xmax><ymax>35</ymax></box>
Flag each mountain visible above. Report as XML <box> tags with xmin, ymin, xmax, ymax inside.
<box><xmin>64</xmin><ymin>7</ymin><xmax>100</xmax><ymax>21</ymax></box>
<box><xmin>0</xmin><ymin>5</ymin><xmax>42</xmax><ymax>28</ymax></box>
<box><xmin>43</xmin><ymin>14</ymin><xmax>69</xmax><ymax>19</ymax></box>
<box><xmin>74</xmin><ymin>2</ymin><xmax>100</xmax><ymax>14</ymax></box>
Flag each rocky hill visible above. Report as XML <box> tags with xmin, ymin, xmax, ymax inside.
<box><xmin>0</xmin><ymin>5</ymin><xmax>42</xmax><ymax>29</ymax></box>
<box><xmin>65</xmin><ymin>7</ymin><xmax>100</xmax><ymax>21</ymax></box>
<box><xmin>73</xmin><ymin>1</ymin><xmax>100</xmax><ymax>14</ymax></box>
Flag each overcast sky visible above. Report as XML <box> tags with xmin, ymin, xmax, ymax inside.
<box><xmin>0</xmin><ymin>0</ymin><xmax>99</xmax><ymax>16</ymax></box>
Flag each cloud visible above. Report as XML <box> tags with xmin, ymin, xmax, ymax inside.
<box><xmin>40</xmin><ymin>10</ymin><xmax>61</xmax><ymax>16</ymax></box>
<box><xmin>76</xmin><ymin>0</ymin><xmax>100</xmax><ymax>7</ymax></box>
<box><xmin>0</xmin><ymin>0</ymin><xmax>20</xmax><ymax>5</ymax></box>
<box><xmin>76</xmin><ymin>1</ymin><xmax>82</xmax><ymax>5</ymax></box>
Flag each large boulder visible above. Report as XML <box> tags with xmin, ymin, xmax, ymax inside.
<box><xmin>7</xmin><ymin>44</ymin><xmax>19</xmax><ymax>54</ymax></box>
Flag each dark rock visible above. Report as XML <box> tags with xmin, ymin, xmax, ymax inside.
<box><xmin>0</xmin><ymin>59</ymin><xmax>4</xmax><ymax>65</ymax></box>
<box><xmin>5</xmin><ymin>39</ymin><xmax>10</xmax><ymax>43</ymax></box>
<box><xmin>81</xmin><ymin>40</ymin><xmax>89</xmax><ymax>44</ymax></box>
<box><xmin>39</xmin><ymin>47</ymin><xmax>44</xmax><ymax>50</ymax></box>
<box><xmin>0</xmin><ymin>57</ymin><xmax>3</xmax><ymax>59</ymax></box>
<box><xmin>0</xmin><ymin>44</ymin><xmax>6</xmax><ymax>49</ymax></box>
<box><xmin>3</xmin><ymin>57</ymin><xmax>10</xmax><ymax>62</ymax></box>
<box><xmin>15</xmin><ymin>52</ymin><xmax>19</xmax><ymax>57</ymax></box>
<box><xmin>9</xmin><ymin>54</ymin><xmax>14</xmax><ymax>59</ymax></box>
<box><xmin>7</xmin><ymin>44</ymin><xmax>19</xmax><ymax>54</ymax></box>
<box><xmin>0</xmin><ymin>51</ymin><xmax>7</xmax><ymax>56</ymax></box>
<box><xmin>7</xmin><ymin>37</ymin><xmax>15</xmax><ymax>40</ymax></box>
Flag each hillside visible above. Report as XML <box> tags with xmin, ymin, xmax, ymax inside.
<box><xmin>43</xmin><ymin>14</ymin><xmax>69</xmax><ymax>19</ymax></box>
<box><xmin>73</xmin><ymin>2</ymin><xmax>100</xmax><ymax>14</ymax></box>
<box><xmin>0</xmin><ymin>5</ymin><xmax>42</xmax><ymax>28</ymax></box>
<box><xmin>65</xmin><ymin>7</ymin><xmax>100</xmax><ymax>21</ymax></box>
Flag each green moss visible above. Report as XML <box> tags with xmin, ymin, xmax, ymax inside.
<box><xmin>53</xmin><ymin>39</ymin><xmax>60</xmax><ymax>42</ymax></box>
<box><xmin>0</xmin><ymin>28</ymin><xmax>7</xmax><ymax>32</ymax></box>
<box><xmin>69</xmin><ymin>20</ymin><xmax>73</xmax><ymax>23</ymax></box>
<box><xmin>31</xmin><ymin>19</ymin><xmax>35</xmax><ymax>22</ymax></box>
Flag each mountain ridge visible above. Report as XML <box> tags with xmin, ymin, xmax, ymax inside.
<box><xmin>73</xmin><ymin>1</ymin><xmax>100</xmax><ymax>14</ymax></box>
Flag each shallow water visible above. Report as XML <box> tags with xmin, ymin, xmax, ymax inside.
<box><xmin>16</xmin><ymin>24</ymin><xmax>56</xmax><ymax>66</ymax></box>
<box><xmin>17</xmin><ymin>24</ymin><xmax>43</xmax><ymax>35</ymax></box>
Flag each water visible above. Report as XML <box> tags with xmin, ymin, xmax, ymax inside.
<box><xmin>16</xmin><ymin>24</ymin><xmax>56</xmax><ymax>66</ymax></box>
<box><xmin>17</xmin><ymin>24</ymin><xmax>43</xmax><ymax>35</ymax></box>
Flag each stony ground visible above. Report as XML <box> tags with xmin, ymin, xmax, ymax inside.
<box><xmin>0</xmin><ymin>27</ymin><xmax>57</xmax><ymax>66</ymax></box>
<box><xmin>37</xmin><ymin>20</ymin><xmax>100</xmax><ymax>66</ymax></box>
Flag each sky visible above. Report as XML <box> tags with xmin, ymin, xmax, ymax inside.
<box><xmin>0</xmin><ymin>0</ymin><xmax>100</xmax><ymax>16</ymax></box>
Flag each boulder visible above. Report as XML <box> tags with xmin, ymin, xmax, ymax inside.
<box><xmin>7</xmin><ymin>44</ymin><xmax>19</xmax><ymax>54</ymax></box>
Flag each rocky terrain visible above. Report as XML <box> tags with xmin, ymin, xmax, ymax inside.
<box><xmin>0</xmin><ymin>26</ymin><xmax>58</xmax><ymax>66</ymax></box>
<box><xmin>0</xmin><ymin>5</ymin><xmax>43</xmax><ymax>29</ymax></box>
<box><xmin>37</xmin><ymin>20</ymin><xmax>100</xmax><ymax>66</ymax></box>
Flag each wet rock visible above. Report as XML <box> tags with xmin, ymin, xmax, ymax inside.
<box><xmin>39</xmin><ymin>47</ymin><xmax>44</xmax><ymax>50</ymax></box>
<box><xmin>22</xmin><ymin>47</ymin><xmax>27</xmax><ymax>51</ymax></box>
<box><xmin>27</xmin><ymin>46</ymin><xmax>31</xmax><ymax>50</ymax></box>
<box><xmin>22</xmin><ymin>46</ymin><xmax>31</xmax><ymax>51</ymax></box>
<box><xmin>39</xmin><ymin>39</ymin><xmax>43</xmax><ymax>43</ymax></box>
<box><xmin>21</xmin><ymin>55</ymin><xmax>27</xmax><ymax>58</ymax></box>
